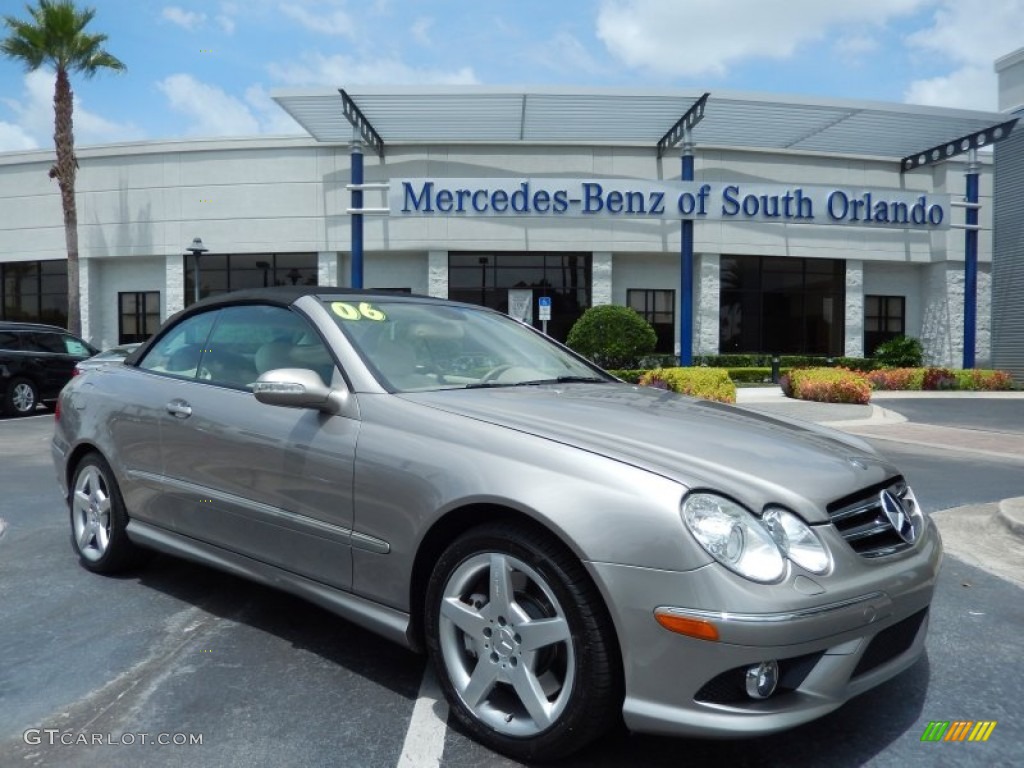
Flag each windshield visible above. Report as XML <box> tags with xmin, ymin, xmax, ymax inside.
<box><xmin>323</xmin><ymin>299</ymin><xmax>610</xmax><ymax>392</ymax></box>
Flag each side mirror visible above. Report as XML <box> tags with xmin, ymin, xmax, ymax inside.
<box><xmin>252</xmin><ymin>368</ymin><xmax>352</xmax><ymax>416</ymax></box>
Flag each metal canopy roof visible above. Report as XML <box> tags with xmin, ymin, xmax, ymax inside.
<box><xmin>271</xmin><ymin>86</ymin><xmax>1014</xmax><ymax>161</ymax></box>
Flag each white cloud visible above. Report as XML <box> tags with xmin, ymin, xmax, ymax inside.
<box><xmin>157</xmin><ymin>74</ymin><xmax>261</xmax><ymax>136</ymax></box>
<box><xmin>267</xmin><ymin>52</ymin><xmax>478</xmax><ymax>86</ymax></box>
<box><xmin>903</xmin><ymin>0</ymin><xmax>1023</xmax><ymax>110</ymax></box>
<box><xmin>904</xmin><ymin>66</ymin><xmax>997</xmax><ymax>111</ymax></box>
<box><xmin>156</xmin><ymin>74</ymin><xmax>306</xmax><ymax>136</ymax></box>
<box><xmin>0</xmin><ymin>122</ymin><xmax>39</xmax><ymax>152</ymax></box>
<box><xmin>280</xmin><ymin>3</ymin><xmax>355</xmax><ymax>37</ymax></box>
<box><xmin>528</xmin><ymin>32</ymin><xmax>609</xmax><ymax>78</ymax></box>
<box><xmin>2</xmin><ymin>70</ymin><xmax>143</xmax><ymax>148</ymax></box>
<box><xmin>834</xmin><ymin>35</ymin><xmax>879</xmax><ymax>58</ymax></box>
<box><xmin>411</xmin><ymin>17</ymin><xmax>433</xmax><ymax>46</ymax></box>
<box><xmin>596</xmin><ymin>0</ymin><xmax>928</xmax><ymax>78</ymax></box>
<box><xmin>244</xmin><ymin>84</ymin><xmax>306</xmax><ymax>134</ymax></box>
<box><xmin>161</xmin><ymin>6</ymin><xmax>208</xmax><ymax>31</ymax></box>
<box><xmin>216</xmin><ymin>1</ymin><xmax>239</xmax><ymax>33</ymax></box>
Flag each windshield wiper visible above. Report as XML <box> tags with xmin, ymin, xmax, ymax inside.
<box><xmin>551</xmin><ymin>375</ymin><xmax>608</xmax><ymax>383</ymax></box>
<box><xmin>464</xmin><ymin>375</ymin><xmax>606</xmax><ymax>389</ymax></box>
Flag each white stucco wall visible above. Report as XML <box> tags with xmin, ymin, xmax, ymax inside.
<box><xmin>0</xmin><ymin>135</ymin><xmax>995</xmax><ymax>353</ymax></box>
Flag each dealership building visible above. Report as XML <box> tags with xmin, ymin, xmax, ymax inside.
<box><xmin>2</xmin><ymin>57</ymin><xmax>1023</xmax><ymax>374</ymax></box>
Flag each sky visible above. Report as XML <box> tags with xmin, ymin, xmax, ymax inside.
<box><xmin>0</xmin><ymin>0</ymin><xmax>1021</xmax><ymax>152</ymax></box>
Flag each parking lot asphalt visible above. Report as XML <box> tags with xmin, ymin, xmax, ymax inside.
<box><xmin>2</xmin><ymin>393</ymin><xmax>1022</xmax><ymax>767</ymax></box>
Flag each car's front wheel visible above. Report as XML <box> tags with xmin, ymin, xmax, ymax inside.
<box><xmin>425</xmin><ymin>522</ymin><xmax>621</xmax><ymax>761</ymax></box>
<box><xmin>3</xmin><ymin>377</ymin><xmax>38</xmax><ymax>416</ymax></box>
<box><xmin>70</xmin><ymin>453</ymin><xmax>146</xmax><ymax>573</ymax></box>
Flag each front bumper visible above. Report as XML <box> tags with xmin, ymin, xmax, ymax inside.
<box><xmin>588</xmin><ymin>518</ymin><xmax>942</xmax><ymax>738</ymax></box>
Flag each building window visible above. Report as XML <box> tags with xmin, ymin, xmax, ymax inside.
<box><xmin>183</xmin><ymin>253</ymin><xmax>317</xmax><ymax>305</ymax></box>
<box><xmin>864</xmin><ymin>295</ymin><xmax>905</xmax><ymax>355</ymax></box>
<box><xmin>720</xmin><ymin>255</ymin><xmax>845</xmax><ymax>356</ymax></box>
<box><xmin>627</xmin><ymin>289</ymin><xmax>675</xmax><ymax>354</ymax></box>
<box><xmin>118</xmin><ymin>292</ymin><xmax>161</xmax><ymax>344</ymax></box>
<box><xmin>1</xmin><ymin>260</ymin><xmax>68</xmax><ymax>326</ymax></box>
<box><xmin>448</xmin><ymin>253</ymin><xmax>591</xmax><ymax>343</ymax></box>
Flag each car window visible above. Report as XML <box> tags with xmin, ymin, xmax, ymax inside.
<box><xmin>137</xmin><ymin>305</ymin><xmax>336</xmax><ymax>390</ymax></box>
<box><xmin>61</xmin><ymin>335</ymin><xmax>93</xmax><ymax>356</ymax></box>
<box><xmin>204</xmin><ymin>305</ymin><xmax>337</xmax><ymax>389</ymax></box>
<box><xmin>138</xmin><ymin>311</ymin><xmax>218</xmax><ymax>379</ymax></box>
<box><xmin>29</xmin><ymin>332</ymin><xmax>66</xmax><ymax>353</ymax></box>
<box><xmin>0</xmin><ymin>331</ymin><xmax>21</xmax><ymax>350</ymax></box>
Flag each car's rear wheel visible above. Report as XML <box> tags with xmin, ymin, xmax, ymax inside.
<box><xmin>70</xmin><ymin>453</ymin><xmax>146</xmax><ymax>573</ymax></box>
<box><xmin>425</xmin><ymin>522</ymin><xmax>621</xmax><ymax>761</ymax></box>
<box><xmin>3</xmin><ymin>377</ymin><xmax>38</xmax><ymax>416</ymax></box>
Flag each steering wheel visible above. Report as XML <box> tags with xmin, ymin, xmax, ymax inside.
<box><xmin>480</xmin><ymin>364</ymin><xmax>514</xmax><ymax>383</ymax></box>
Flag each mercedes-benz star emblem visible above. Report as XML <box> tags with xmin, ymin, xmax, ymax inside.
<box><xmin>880</xmin><ymin>490</ymin><xmax>916</xmax><ymax>544</ymax></box>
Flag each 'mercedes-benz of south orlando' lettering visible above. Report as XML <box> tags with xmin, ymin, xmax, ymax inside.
<box><xmin>395</xmin><ymin>179</ymin><xmax>949</xmax><ymax>228</ymax></box>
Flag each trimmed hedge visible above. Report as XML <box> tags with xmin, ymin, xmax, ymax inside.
<box><xmin>781</xmin><ymin>368</ymin><xmax>871</xmax><ymax>404</ymax></box>
<box><xmin>638</xmin><ymin>367</ymin><xmax>736</xmax><ymax>404</ymax></box>
<box><xmin>724</xmin><ymin>366</ymin><xmax>774</xmax><ymax>383</ymax></box>
<box><xmin>868</xmin><ymin>367</ymin><xmax>1014</xmax><ymax>391</ymax></box>
<box><xmin>694</xmin><ymin>354</ymin><xmax>877</xmax><ymax>371</ymax></box>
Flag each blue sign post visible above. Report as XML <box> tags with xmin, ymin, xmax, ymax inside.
<box><xmin>538</xmin><ymin>295</ymin><xmax>552</xmax><ymax>335</ymax></box>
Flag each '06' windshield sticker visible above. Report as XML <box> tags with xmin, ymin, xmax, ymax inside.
<box><xmin>331</xmin><ymin>301</ymin><xmax>386</xmax><ymax>321</ymax></box>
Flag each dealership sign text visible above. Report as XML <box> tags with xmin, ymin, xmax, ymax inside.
<box><xmin>389</xmin><ymin>179</ymin><xmax>950</xmax><ymax>229</ymax></box>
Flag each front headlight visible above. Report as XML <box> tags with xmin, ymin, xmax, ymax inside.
<box><xmin>681</xmin><ymin>493</ymin><xmax>785</xmax><ymax>583</ymax></box>
<box><xmin>762</xmin><ymin>507</ymin><xmax>831</xmax><ymax>575</ymax></box>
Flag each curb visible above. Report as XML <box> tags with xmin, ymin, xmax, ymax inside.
<box><xmin>997</xmin><ymin>497</ymin><xmax>1024</xmax><ymax>539</ymax></box>
<box><xmin>820</xmin><ymin>404</ymin><xmax>907</xmax><ymax>428</ymax></box>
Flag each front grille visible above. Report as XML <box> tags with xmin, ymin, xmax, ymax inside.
<box><xmin>852</xmin><ymin>608</ymin><xmax>928</xmax><ymax>678</ymax></box>
<box><xmin>694</xmin><ymin>652</ymin><xmax>824</xmax><ymax>704</ymax></box>
<box><xmin>827</xmin><ymin>477</ymin><xmax>915</xmax><ymax>558</ymax></box>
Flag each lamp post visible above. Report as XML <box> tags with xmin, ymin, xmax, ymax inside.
<box><xmin>185</xmin><ymin>237</ymin><xmax>208</xmax><ymax>304</ymax></box>
<box><xmin>256</xmin><ymin>260</ymin><xmax>271</xmax><ymax>287</ymax></box>
<box><xmin>478</xmin><ymin>256</ymin><xmax>488</xmax><ymax>307</ymax></box>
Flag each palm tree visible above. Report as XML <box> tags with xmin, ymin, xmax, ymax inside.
<box><xmin>2</xmin><ymin>1</ymin><xmax>125</xmax><ymax>337</ymax></box>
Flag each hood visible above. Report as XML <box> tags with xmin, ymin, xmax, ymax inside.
<box><xmin>403</xmin><ymin>383</ymin><xmax>895</xmax><ymax>523</ymax></box>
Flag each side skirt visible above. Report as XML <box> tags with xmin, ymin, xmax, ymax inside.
<box><xmin>127</xmin><ymin>519</ymin><xmax>417</xmax><ymax>651</ymax></box>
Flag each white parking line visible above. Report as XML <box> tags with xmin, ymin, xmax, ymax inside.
<box><xmin>397</xmin><ymin>665</ymin><xmax>449</xmax><ymax>768</ymax></box>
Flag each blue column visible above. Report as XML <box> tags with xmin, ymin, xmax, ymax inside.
<box><xmin>350</xmin><ymin>140</ymin><xmax>364</xmax><ymax>289</ymax></box>
<box><xmin>963</xmin><ymin>149</ymin><xmax>979</xmax><ymax>369</ymax></box>
<box><xmin>680</xmin><ymin>133</ymin><xmax>694</xmax><ymax>366</ymax></box>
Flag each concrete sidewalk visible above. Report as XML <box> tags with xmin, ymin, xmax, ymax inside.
<box><xmin>734</xmin><ymin>385</ymin><xmax>902</xmax><ymax>427</ymax></box>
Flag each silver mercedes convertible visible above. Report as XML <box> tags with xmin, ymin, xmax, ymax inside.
<box><xmin>52</xmin><ymin>287</ymin><xmax>941</xmax><ymax>761</ymax></box>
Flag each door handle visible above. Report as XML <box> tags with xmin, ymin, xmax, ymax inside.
<box><xmin>166</xmin><ymin>399</ymin><xmax>193</xmax><ymax>418</ymax></box>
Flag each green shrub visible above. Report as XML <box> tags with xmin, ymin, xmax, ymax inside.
<box><xmin>637</xmin><ymin>353</ymin><xmax>678</xmax><ymax>369</ymax></box>
<box><xmin>867</xmin><ymin>368</ymin><xmax>925</xmax><ymax>390</ymax></box>
<box><xmin>638</xmin><ymin>367</ymin><xmax>736</xmax><ymax>403</ymax></box>
<box><xmin>783</xmin><ymin>368</ymin><xmax>871</xmax><ymax>404</ymax></box>
<box><xmin>566</xmin><ymin>305</ymin><xmax>657</xmax><ymax>369</ymax></box>
<box><xmin>873</xmin><ymin>336</ymin><xmax>924</xmax><ymax>368</ymax></box>
<box><xmin>953</xmin><ymin>369</ymin><xmax>1014</xmax><ymax>391</ymax></box>
<box><xmin>921</xmin><ymin>367</ymin><xmax>956</xmax><ymax>390</ymax></box>
<box><xmin>694</xmin><ymin>354</ymin><xmax>877</xmax><ymax>371</ymax></box>
<box><xmin>868</xmin><ymin>367</ymin><xmax>1015</xmax><ymax>391</ymax></box>
<box><xmin>725</xmin><ymin>367</ymin><xmax>773</xmax><ymax>383</ymax></box>
<box><xmin>607</xmin><ymin>369</ymin><xmax>645</xmax><ymax>383</ymax></box>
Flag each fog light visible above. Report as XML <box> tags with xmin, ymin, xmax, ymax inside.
<box><xmin>745</xmin><ymin>660</ymin><xmax>779</xmax><ymax>699</ymax></box>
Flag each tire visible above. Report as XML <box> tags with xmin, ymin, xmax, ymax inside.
<box><xmin>69</xmin><ymin>453</ymin><xmax>147</xmax><ymax>573</ymax></box>
<box><xmin>3</xmin><ymin>377</ymin><xmax>38</xmax><ymax>416</ymax></box>
<box><xmin>424</xmin><ymin>522</ymin><xmax>622</xmax><ymax>762</ymax></box>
